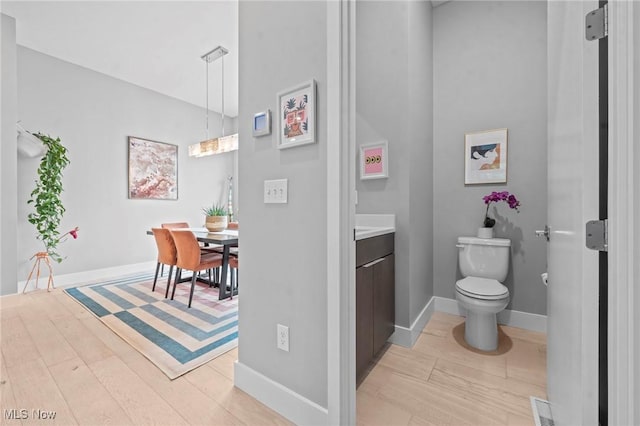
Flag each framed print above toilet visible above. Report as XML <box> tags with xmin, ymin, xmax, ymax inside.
<box><xmin>464</xmin><ymin>128</ymin><xmax>508</xmax><ymax>185</ymax></box>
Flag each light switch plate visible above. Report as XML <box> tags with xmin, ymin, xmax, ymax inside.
<box><xmin>264</xmin><ymin>179</ymin><xmax>288</xmax><ymax>204</ymax></box>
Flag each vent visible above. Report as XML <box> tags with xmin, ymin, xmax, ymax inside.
<box><xmin>530</xmin><ymin>396</ymin><xmax>555</xmax><ymax>426</ymax></box>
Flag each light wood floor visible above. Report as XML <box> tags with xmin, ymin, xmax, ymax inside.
<box><xmin>1</xmin><ymin>291</ymin><xmax>546</xmax><ymax>426</ymax></box>
<box><xmin>0</xmin><ymin>289</ymin><xmax>291</xmax><ymax>426</ymax></box>
<box><xmin>357</xmin><ymin>312</ymin><xmax>547</xmax><ymax>426</ymax></box>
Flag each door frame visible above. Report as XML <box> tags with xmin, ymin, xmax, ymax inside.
<box><xmin>327</xmin><ymin>0</ymin><xmax>356</xmax><ymax>424</ymax></box>
<box><xmin>327</xmin><ymin>1</ymin><xmax>638</xmax><ymax>423</ymax></box>
<box><xmin>607</xmin><ymin>1</ymin><xmax>637</xmax><ymax>424</ymax></box>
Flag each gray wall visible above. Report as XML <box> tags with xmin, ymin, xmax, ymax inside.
<box><xmin>407</xmin><ymin>0</ymin><xmax>434</xmax><ymax>325</ymax></box>
<box><xmin>16</xmin><ymin>47</ymin><xmax>236</xmax><ymax>285</ymax></box>
<box><xmin>433</xmin><ymin>1</ymin><xmax>548</xmax><ymax>314</ymax></box>
<box><xmin>237</xmin><ymin>1</ymin><xmax>328</xmax><ymax>408</ymax></box>
<box><xmin>635</xmin><ymin>5</ymin><xmax>640</xmax><ymax>423</ymax></box>
<box><xmin>1</xmin><ymin>14</ymin><xmax>18</xmax><ymax>295</ymax></box>
<box><xmin>356</xmin><ymin>1</ymin><xmax>434</xmax><ymax>329</ymax></box>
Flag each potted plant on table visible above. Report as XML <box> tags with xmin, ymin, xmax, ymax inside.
<box><xmin>202</xmin><ymin>203</ymin><xmax>229</xmax><ymax>232</ymax></box>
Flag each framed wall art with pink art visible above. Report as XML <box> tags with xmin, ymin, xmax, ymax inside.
<box><xmin>276</xmin><ymin>79</ymin><xmax>316</xmax><ymax>149</ymax></box>
<box><xmin>359</xmin><ymin>141</ymin><xmax>389</xmax><ymax>180</ymax></box>
<box><xmin>128</xmin><ymin>136</ymin><xmax>178</xmax><ymax>200</ymax></box>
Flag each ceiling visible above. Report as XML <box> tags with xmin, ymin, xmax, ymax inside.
<box><xmin>1</xmin><ymin>1</ymin><xmax>239</xmax><ymax>117</ymax></box>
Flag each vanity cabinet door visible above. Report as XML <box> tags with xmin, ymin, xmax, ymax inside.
<box><xmin>356</xmin><ymin>265</ymin><xmax>374</xmax><ymax>382</ymax></box>
<box><xmin>373</xmin><ymin>254</ymin><xmax>395</xmax><ymax>355</ymax></box>
<box><xmin>356</xmin><ymin>233</ymin><xmax>395</xmax><ymax>384</ymax></box>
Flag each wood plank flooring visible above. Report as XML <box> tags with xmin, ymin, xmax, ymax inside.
<box><xmin>1</xmin><ymin>290</ymin><xmax>546</xmax><ymax>425</ymax></box>
<box><xmin>0</xmin><ymin>289</ymin><xmax>290</xmax><ymax>426</ymax></box>
<box><xmin>357</xmin><ymin>312</ymin><xmax>547</xmax><ymax>426</ymax></box>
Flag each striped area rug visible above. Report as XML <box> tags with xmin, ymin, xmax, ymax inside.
<box><xmin>64</xmin><ymin>273</ymin><xmax>238</xmax><ymax>379</ymax></box>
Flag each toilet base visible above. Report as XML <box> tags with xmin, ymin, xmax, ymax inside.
<box><xmin>455</xmin><ymin>290</ymin><xmax>509</xmax><ymax>352</ymax></box>
<box><xmin>464</xmin><ymin>311</ymin><xmax>498</xmax><ymax>351</ymax></box>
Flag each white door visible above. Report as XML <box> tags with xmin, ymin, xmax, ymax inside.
<box><xmin>546</xmin><ymin>1</ymin><xmax>600</xmax><ymax>424</ymax></box>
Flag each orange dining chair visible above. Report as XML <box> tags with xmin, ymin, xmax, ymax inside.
<box><xmin>170</xmin><ymin>229</ymin><xmax>223</xmax><ymax>308</ymax></box>
<box><xmin>158</xmin><ymin>223</ymin><xmax>189</xmax><ymax>277</ymax></box>
<box><xmin>151</xmin><ymin>228</ymin><xmax>177</xmax><ymax>298</ymax></box>
<box><xmin>160</xmin><ymin>222</ymin><xmax>221</xmax><ymax>279</ymax></box>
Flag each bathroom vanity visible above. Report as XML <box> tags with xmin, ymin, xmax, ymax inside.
<box><xmin>355</xmin><ymin>215</ymin><xmax>395</xmax><ymax>383</ymax></box>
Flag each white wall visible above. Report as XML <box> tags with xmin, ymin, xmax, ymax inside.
<box><xmin>236</xmin><ymin>0</ymin><xmax>328</xmax><ymax>412</ymax></box>
<box><xmin>433</xmin><ymin>1</ymin><xmax>548</xmax><ymax>315</ymax></box>
<box><xmin>1</xmin><ymin>13</ymin><xmax>18</xmax><ymax>296</ymax></box>
<box><xmin>16</xmin><ymin>47</ymin><xmax>236</xmax><ymax>286</ymax></box>
<box><xmin>356</xmin><ymin>1</ymin><xmax>434</xmax><ymax>329</ymax></box>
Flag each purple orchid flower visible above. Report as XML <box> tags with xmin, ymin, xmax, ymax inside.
<box><xmin>483</xmin><ymin>191</ymin><xmax>520</xmax><ymax>227</ymax></box>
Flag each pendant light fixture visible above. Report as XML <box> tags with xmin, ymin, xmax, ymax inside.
<box><xmin>189</xmin><ymin>45</ymin><xmax>238</xmax><ymax>157</ymax></box>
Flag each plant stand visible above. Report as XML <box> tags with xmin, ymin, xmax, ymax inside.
<box><xmin>23</xmin><ymin>252</ymin><xmax>55</xmax><ymax>293</ymax></box>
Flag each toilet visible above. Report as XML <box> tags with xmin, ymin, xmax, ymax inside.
<box><xmin>455</xmin><ymin>236</ymin><xmax>511</xmax><ymax>351</ymax></box>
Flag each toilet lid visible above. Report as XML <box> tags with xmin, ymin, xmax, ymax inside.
<box><xmin>456</xmin><ymin>277</ymin><xmax>509</xmax><ymax>300</ymax></box>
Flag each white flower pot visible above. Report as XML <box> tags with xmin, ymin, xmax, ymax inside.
<box><xmin>477</xmin><ymin>227</ymin><xmax>494</xmax><ymax>239</ymax></box>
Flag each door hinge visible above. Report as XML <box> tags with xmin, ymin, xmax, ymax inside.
<box><xmin>585</xmin><ymin>3</ymin><xmax>608</xmax><ymax>41</ymax></box>
<box><xmin>586</xmin><ymin>219</ymin><xmax>608</xmax><ymax>251</ymax></box>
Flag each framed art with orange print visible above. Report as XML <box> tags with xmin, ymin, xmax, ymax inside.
<box><xmin>464</xmin><ymin>128</ymin><xmax>508</xmax><ymax>185</ymax></box>
<box><xmin>276</xmin><ymin>79</ymin><xmax>316</xmax><ymax>149</ymax></box>
<box><xmin>360</xmin><ymin>141</ymin><xmax>388</xmax><ymax>180</ymax></box>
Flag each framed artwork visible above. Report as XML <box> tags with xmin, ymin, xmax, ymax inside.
<box><xmin>359</xmin><ymin>141</ymin><xmax>389</xmax><ymax>180</ymax></box>
<box><xmin>128</xmin><ymin>136</ymin><xmax>178</xmax><ymax>200</ymax></box>
<box><xmin>464</xmin><ymin>128</ymin><xmax>508</xmax><ymax>185</ymax></box>
<box><xmin>276</xmin><ymin>79</ymin><xmax>316</xmax><ymax>149</ymax></box>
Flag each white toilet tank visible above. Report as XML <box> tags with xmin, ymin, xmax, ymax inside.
<box><xmin>457</xmin><ymin>236</ymin><xmax>511</xmax><ymax>282</ymax></box>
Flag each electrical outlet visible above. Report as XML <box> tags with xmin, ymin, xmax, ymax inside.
<box><xmin>277</xmin><ymin>324</ymin><xmax>289</xmax><ymax>352</ymax></box>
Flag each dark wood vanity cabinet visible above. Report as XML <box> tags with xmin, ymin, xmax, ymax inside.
<box><xmin>356</xmin><ymin>233</ymin><xmax>395</xmax><ymax>383</ymax></box>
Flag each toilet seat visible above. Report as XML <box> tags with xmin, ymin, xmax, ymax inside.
<box><xmin>456</xmin><ymin>277</ymin><xmax>508</xmax><ymax>300</ymax></box>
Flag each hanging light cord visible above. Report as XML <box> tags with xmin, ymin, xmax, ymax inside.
<box><xmin>221</xmin><ymin>54</ymin><xmax>225</xmax><ymax>137</ymax></box>
<box><xmin>202</xmin><ymin>47</ymin><xmax>227</xmax><ymax>141</ymax></box>
<box><xmin>205</xmin><ymin>57</ymin><xmax>209</xmax><ymax>140</ymax></box>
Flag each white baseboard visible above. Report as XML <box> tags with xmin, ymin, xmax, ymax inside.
<box><xmin>16</xmin><ymin>260</ymin><xmax>156</xmax><ymax>293</ymax></box>
<box><xmin>234</xmin><ymin>361</ymin><xmax>328</xmax><ymax>425</ymax></box>
<box><xmin>389</xmin><ymin>296</ymin><xmax>435</xmax><ymax>348</ymax></box>
<box><xmin>434</xmin><ymin>296</ymin><xmax>547</xmax><ymax>333</ymax></box>
<box><xmin>387</xmin><ymin>295</ymin><xmax>546</xmax><ymax>348</ymax></box>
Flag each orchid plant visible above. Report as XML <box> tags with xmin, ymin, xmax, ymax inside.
<box><xmin>482</xmin><ymin>191</ymin><xmax>521</xmax><ymax>228</ymax></box>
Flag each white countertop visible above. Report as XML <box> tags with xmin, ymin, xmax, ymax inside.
<box><xmin>355</xmin><ymin>214</ymin><xmax>395</xmax><ymax>241</ymax></box>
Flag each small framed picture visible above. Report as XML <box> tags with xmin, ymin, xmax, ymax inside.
<box><xmin>359</xmin><ymin>141</ymin><xmax>389</xmax><ymax>180</ymax></box>
<box><xmin>464</xmin><ymin>128</ymin><xmax>508</xmax><ymax>185</ymax></box>
<box><xmin>276</xmin><ymin>80</ymin><xmax>316</xmax><ymax>149</ymax></box>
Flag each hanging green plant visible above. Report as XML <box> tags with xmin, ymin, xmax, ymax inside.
<box><xmin>27</xmin><ymin>133</ymin><xmax>70</xmax><ymax>262</ymax></box>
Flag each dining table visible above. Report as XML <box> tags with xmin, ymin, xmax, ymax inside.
<box><xmin>147</xmin><ymin>228</ymin><xmax>238</xmax><ymax>300</ymax></box>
